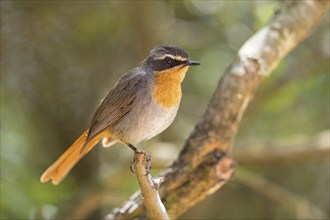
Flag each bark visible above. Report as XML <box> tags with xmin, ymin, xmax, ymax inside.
<box><xmin>107</xmin><ymin>1</ymin><xmax>329</xmax><ymax>219</ymax></box>
<box><xmin>130</xmin><ymin>151</ymin><xmax>169</xmax><ymax>220</ymax></box>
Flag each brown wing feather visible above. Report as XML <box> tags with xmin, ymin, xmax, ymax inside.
<box><xmin>85</xmin><ymin>70</ymin><xmax>146</xmax><ymax>144</ymax></box>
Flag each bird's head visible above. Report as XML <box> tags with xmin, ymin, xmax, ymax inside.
<box><xmin>142</xmin><ymin>45</ymin><xmax>200</xmax><ymax>74</ymax></box>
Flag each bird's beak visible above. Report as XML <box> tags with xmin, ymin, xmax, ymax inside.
<box><xmin>186</xmin><ymin>60</ymin><xmax>200</xmax><ymax>66</ymax></box>
<box><xmin>181</xmin><ymin>59</ymin><xmax>200</xmax><ymax>68</ymax></box>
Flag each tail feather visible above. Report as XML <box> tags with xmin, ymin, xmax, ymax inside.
<box><xmin>40</xmin><ymin>129</ymin><xmax>108</xmax><ymax>185</ymax></box>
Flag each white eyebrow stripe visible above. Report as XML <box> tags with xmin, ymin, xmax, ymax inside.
<box><xmin>155</xmin><ymin>54</ymin><xmax>187</xmax><ymax>61</ymax></box>
<box><xmin>156</xmin><ymin>54</ymin><xmax>175</xmax><ymax>60</ymax></box>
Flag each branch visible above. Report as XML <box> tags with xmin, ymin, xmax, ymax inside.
<box><xmin>107</xmin><ymin>1</ymin><xmax>329</xmax><ymax>219</ymax></box>
<box><xmin>133</xmin><ymin>151</ymin><xmax>169</xmax><ymax>220</ymax></box>
<box><xmin>64</xmin><ymin>131</ymin><xmax>329</xmax><ymax>219</ymax></box>
<box><xmin>106</xmin><ymin>151</ymin><xmax>169</xmax><ymax>220</ymax></box>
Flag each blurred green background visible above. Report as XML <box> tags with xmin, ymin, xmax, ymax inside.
<box><xmin>1</xmin><ymin>1</ymin><xmax>329</xmax><ymax>219</ymax></box>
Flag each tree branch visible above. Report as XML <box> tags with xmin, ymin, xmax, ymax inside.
<box><xmin>106</xmin><ymin>151</ymin><xmax>169</xmax><ymax>220</ymax></box>
<box><xmin>107</xmin><ymin>1</ymin><xmax>329</xmax><ymax>219</ymax></box>
<box><xmin>133</xmin><ymin>151</ymin><xmax>169</xmax><ymax>220</ymax></box>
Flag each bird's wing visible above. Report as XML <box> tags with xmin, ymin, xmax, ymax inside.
<box><xmin>86</xmin><ymin>70</ymin><xmax>148</xmax><ymax>143</ymax></box>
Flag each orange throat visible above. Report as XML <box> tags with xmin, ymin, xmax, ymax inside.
<box><xmin>152</xmin><ymin>66</ymin><xmax>189</xmax><ymax>108</ymax></box>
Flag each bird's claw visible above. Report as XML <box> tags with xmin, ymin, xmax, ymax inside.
<box><xmin>129</xmin><ymin>150</ymin><xmax>152</xmax><ymax>175</ymax></box>
<box><xmin>130</xmin><ymin>158</ymin><xmax>136</xmax><ymax>173</ymax></box>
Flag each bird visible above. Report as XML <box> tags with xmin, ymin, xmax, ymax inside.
<box><xmin>40</xmin><ymin>45</ymin><xmax>200</xmax><ymax>185</ymax></box>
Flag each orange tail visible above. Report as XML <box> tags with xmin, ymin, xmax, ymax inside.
<box><xmin>40</xmin><ymin>129</ymin><xmax>107</xmax><ymax>185</ymax></box>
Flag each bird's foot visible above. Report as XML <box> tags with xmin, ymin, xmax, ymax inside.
<box><xmin>129</xmin><ymin>150</ymin><xmax>152</xmax><ymax>175</ymax></box>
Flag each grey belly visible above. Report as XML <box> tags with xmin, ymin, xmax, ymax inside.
<box><xmin>112</xmin><ymin>99</ymin><xmax>179</xmax><ymax>144</ymax></box>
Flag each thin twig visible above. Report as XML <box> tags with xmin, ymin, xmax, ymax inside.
<box><xmin>133</xmin><ymin>151</ymin><xmax>169</xmax><ymax>220</ymax></box>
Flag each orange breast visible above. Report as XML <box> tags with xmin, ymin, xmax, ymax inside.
<box><xmin>152</xmin><ymin>66</ymin><xmax>189</xmax><ymax>108</ymax></box>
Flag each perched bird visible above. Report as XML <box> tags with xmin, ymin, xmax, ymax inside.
<box><xmin>40</xmin><ymin>45</ymin><xmax>200</xmax><ymax>185</ymax></box>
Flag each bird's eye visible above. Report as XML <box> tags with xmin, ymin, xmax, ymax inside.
<box><xmin>165</xmin><ymin>57</ymin><xmax>173</xmax><ymax>65</ymax></box>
